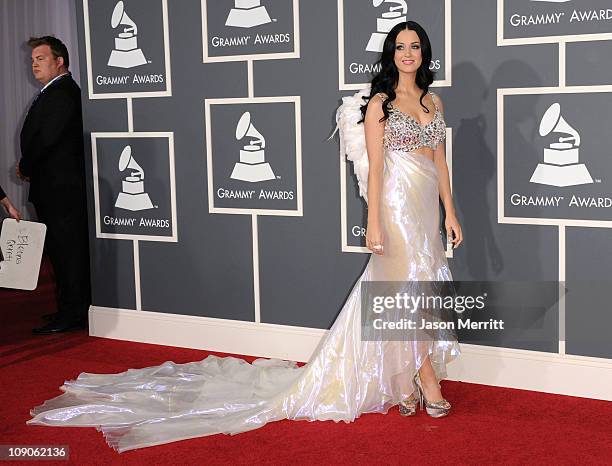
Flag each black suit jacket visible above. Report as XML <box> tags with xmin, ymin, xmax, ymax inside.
<box><xmin>0</xmin><ymin>184</ymin><xmax>5</xmax><ymax>201</ymax></box>
<box><xmin>19</xmin><ymin>74</ymin><xmax>86</xmax><ymax>205</ymax></box>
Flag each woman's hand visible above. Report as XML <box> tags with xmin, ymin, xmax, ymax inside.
<box><xmin>8</xmin><ymin>203</ymin><xmax>22</xmax><ymax>221</ymax></box>
<box><xmin>366</xmin><ymin>220</ymin><xmax>384</xmax><ymax>255</ymax></box>
<box><xmin>445</xmin><ymin>214</ymin><xmax>463</xmax><ymax>249</ymax></box>
<box><xmin>1</xmin><ymin>198</ymin><xmax>21</xmax><ymax>221</ymax></box>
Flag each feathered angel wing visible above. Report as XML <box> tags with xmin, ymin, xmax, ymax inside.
<box><xmin>332</xmin><ymin>86</ymin><xmax>372</xmax><ymax>204</ymax></box>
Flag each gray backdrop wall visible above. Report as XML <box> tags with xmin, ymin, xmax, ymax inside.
<box><xmin>72</xmin><ymin>0</ymin><xmax>611</xmax><ymax>381</ymax></box>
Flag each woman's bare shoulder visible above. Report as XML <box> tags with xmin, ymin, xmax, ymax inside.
<box><xmin>365</xmin><ymin>92</ymin><xmax>386</xmax><ymax>124</ymax></box>
<box><xmin>429</xmin><ymin>90</ymin><xmax>444</xmax><ymax>112</ymax></box>
<box><xmin>373</xmin><ymin>92</ymin><xmax>389</xmax><ymax>103</ymax></box>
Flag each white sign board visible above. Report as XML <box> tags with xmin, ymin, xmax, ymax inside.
<box><xmin>0</xmin><ymin>219</ymin><xmax>47</xmax><ymax>290</ymax></box>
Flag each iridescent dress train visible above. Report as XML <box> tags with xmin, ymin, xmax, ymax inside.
<box><xmin>27</xmin><ymin>87</ymin><xmax>461</xmax><ymax>452</ymax></box>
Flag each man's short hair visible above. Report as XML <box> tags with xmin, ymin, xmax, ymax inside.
<box><xmin>27</xmin><ymin>36</ymin><xmax>69</xmax><ymax>69</ymax></box>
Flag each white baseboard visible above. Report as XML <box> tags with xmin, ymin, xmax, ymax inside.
<box><xmin>89</xmin><ymin>306</ymin><xmax>612</xmax><ymax>402</ymax></box>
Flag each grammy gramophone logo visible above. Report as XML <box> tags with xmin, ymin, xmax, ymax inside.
<box><xmin>230</xmin><ymin>112</ymin><xmax>275</xmax><ymax>182</ymax></box>
<box><xmin>115</xmin><ymin>145</ymin><xmax>155</xmax><ymax>211</ymax></box>
<box><xmin>107</xmin><ymin>1</ymin><xmax>147</xmax><ymax>68</ymax></box>
<box><xmin>225</xmin><ymin>0</ymin><xmax>272</xmax><ymax>28</ymax></box>
<box><xmin>530</xmin><ymin>103</ymin><xmax>593</xmax><ymax>187</ymax></box>
<box><xmin>366</xmin><ymin>0</ymin><xmax>408</xmax><ymax>52</ymax></box>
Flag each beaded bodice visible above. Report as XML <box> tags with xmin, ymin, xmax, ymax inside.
<box><xmin>378</xmin><ymin>91</ymin><xmax>446</xmax><ymax>153</ymax></box>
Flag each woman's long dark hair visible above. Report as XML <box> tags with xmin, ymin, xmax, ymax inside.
<box><xmin>359</xmin><ymin>21</ymin><xmax>436</xmax><ymax>123</ymax></box>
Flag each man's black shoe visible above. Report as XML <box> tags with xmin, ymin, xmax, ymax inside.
<box><xmin>32</xmin><ymin>319</ymin><xmax>86</xmax><ymax>334</ymax></box>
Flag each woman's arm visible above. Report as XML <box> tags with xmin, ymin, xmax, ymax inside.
<box><xmin>432</xmin><ymin>95</ymin><xmax>463</xmax><ymax>248</ymax></box>
<box><xmin>0</xmin><ymin>194</ymin><xmax>22</xmax><ymax>221</ymax></box>
<box><xmin>364</xmin><ymin>94</ymin><xmax>387</xmax><ymax>255</ymax></box>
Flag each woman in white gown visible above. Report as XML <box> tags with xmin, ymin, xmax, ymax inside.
<box><xmin>28</xmin><ymin>22</ymin><xmax>463</xmax><ymax>452</ymax></box>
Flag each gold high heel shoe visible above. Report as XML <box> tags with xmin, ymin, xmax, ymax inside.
<box><xmin>413</xmin><ymin>373</ymin><xmax>451</xmax><ymax>418</ymax></box>
<box><xmin>398</xmin><ymin>394</ymin><xmax>418</xmax><ymax>416</ymax></box>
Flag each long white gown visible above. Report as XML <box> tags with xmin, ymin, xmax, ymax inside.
<box><xmin>28</xmin><ymin>88</ymin><xmax>461</xmax><ymax>452</ymax></box>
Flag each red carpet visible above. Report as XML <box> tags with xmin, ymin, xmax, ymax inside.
<box><xmin>1</xmin><ymin>258</ymin><xmax>611</xmax><ymax>465</ymax></box>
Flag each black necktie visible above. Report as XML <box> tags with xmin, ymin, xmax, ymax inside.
<box><xmin>27</xmin><ymin>74</ymin><xmax>69</xmax><ymax>115</ymax></box>
<box><xmin>27</xmin><ymin>91</ymin><xmax>43</xmax><ymax>115</ymax></box>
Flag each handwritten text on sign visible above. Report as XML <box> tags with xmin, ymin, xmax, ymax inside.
<box><xmin>0</xmin><ymin>219</ymin><xmax>47</xmax><ymax>290</ymax></box>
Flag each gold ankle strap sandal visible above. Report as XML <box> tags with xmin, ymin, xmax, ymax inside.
<box><xmin>413</xmin><ymin>373</ymin><xmax>451</xmax><ymax>418</ymax></box>
<box><xmin>398</xmin><ymin>395</ymin><xmax>418</xmax><ymax>417</ymax></box>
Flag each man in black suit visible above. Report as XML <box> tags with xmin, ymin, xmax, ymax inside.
<box><xmin>18</xmin><ymin>36</ymin><xmax>91</xmax><ymax>334</ymax></box>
